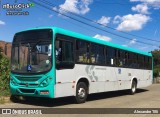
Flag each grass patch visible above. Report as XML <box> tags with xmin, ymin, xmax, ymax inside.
<box><xmin>0</xmin><ymin>90</ymin><xmax>10</xmax><ymax>104</ymax></box>
<box><xmin>0</xmin><ymin>90</ymin><xmax>10</xmax><ymax>97</ymax></box>
<box><xmin>0</xmin><ymin>97</ymin><xmax>5</xmax><ymax>104</ymax></box>
<box><xmin>0</xmin><ymin>96</ymin><xmax>11</xmax><ymax>104</ymax></box>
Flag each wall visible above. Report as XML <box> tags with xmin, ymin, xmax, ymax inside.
<box><xmin>0</xmin><ymin>40</ymin><xmax>12</xmax><ymax>58</ymax></box>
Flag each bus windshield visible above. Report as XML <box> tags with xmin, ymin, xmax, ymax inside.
<box><xmin>11</xmin><ymin>29</ymin><xmax>53</xmax><ymax>74</ymax></box>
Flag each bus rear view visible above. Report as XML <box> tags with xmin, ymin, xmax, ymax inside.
<box><xmin>10</xmin><ymin>28</ymin><xmax>55</xmax><ymax>98</ymax></box>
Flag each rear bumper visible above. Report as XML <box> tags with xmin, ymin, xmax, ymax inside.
<box><xmin>10</xmin><ymin>82</ymin><xmax>54</xmax><ymax>98</ymax></box>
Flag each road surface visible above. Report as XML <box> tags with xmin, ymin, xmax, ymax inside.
<box><xmin>1</xmin><ymin>84</ymin><xmax>160</xmax><ymax>117</ymax></box>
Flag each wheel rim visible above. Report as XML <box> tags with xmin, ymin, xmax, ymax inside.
<box><xmin>78</xmin><ymin>88</ymin><xmax>86</xmax><ymax>99</ymax></box>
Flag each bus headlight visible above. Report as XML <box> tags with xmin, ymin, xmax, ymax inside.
<box><xmin>39</xmin><ymin>77</ymin><xmax>52</xmax><ymax>87</ymax></box>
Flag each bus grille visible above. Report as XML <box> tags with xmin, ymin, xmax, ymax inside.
<box><xmin>16</xmin><ymin>76</ymin><xmax>41</xmax><ymax>82</ymax></box>
<box><xmin>19</xmin><ymin>88</ymin><xmax>35</xmax><ymax>93</ymax></box>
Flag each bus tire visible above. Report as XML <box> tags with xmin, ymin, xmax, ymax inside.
<box><xmin>75</xmin><ymin>82</ymin><xmax>88</xmax><ymax>104</ymax></box>
<box><xmin>10</xmin><ymin>95</ymin><xmax>19</xmax><ymax>103</ymax></box>
<box><xmin>130</xmin><ymin>80</ymin><xmax>137</xmax><ymax>95</ymax></box>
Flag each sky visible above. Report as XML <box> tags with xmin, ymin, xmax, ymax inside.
<box><xmin>0</xmin><ymin>0</ymin><xmax>160</xmax><ymax>52</ymax></box>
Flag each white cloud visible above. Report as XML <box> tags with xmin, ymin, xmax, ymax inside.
<box><xmin>115</xmin><ymin>14</ymin><xmax>150</xmax><ymax>32</ymax></box>
<box><xmin>113</xmin><ymin>15</ymin><xmax>121</xmax><ymax>24</ymax></box>
<box><xmin>129</xmin><ymin>38</ymin><xmax>137</xmax><ymax>45</ymax></box>
<box><xmin>52</xmin><ymin>7</ymin><xmax>58</xmax><ymax>11</ymax></box>
<box><xmin>94</xmin><ymin>34</ymin><xmax>112</xmax><ymax>41</ymax></box>
<box><xmin>48</xmin><ymin>14</ymin><xmax>53</xmax><ymax>18</ymax></box>
<box><xmin>123</xmin><ymin>38</ymin><xmax>137</xmax><ymax>47</ymax></box>
<box><xmin>130</xmin><ymin>0</ymin><xmax>160</xmax><ymax>9</ymax></box>
<box><xmin>132</xmin><ymin>4</ymin><xmax>149</xmax><ymax>14</ymax></box>
<box><xmin>96</xmin><ymin>16</ymin><xmax>111</xmax><ymax>26</ymax></box>
<box><xmin>0</xmin><ymin>20</ymin><xmax>5</xmax><ymax>25</ymax></box>
<box><xmin>130</xmin><ymin>0</ymin><xmax>159</xmax><ymax>3</ymax></box>
<box><xmin>59</xmin><ymin>0</ymin><xmax>93</xmax><ymax>15</ymax></box>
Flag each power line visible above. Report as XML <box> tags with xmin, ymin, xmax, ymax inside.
<box><xmin>38</xmin><ymin>0</ymin><xmax>160</xmax><ymax>43</ymax></box>
<box><xmin>29</xmin><ymin>0</ymin><xmax>159</xmax><ymax>47</ymax></box>
<box><xmin>28</xmin><ymin>0</ymin><xmax>159</xmax><ymax>47</ymax></box>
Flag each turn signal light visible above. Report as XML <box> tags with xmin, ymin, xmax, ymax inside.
<box><xmin>40</xmin><ymin>91</ymin><xmax>49</xmax><ymax>95</ymax></box>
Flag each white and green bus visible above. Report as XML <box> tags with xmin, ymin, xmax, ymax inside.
<box><xmin>10</xmin><ymin>27</ymin><xmax>153</xmax><ymax>103</ymax></box>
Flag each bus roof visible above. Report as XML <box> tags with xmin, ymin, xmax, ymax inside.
<box><xmin>17</xmin><ymin>26</ymin><xmax>152</xmax><ymax>57</ymax></box>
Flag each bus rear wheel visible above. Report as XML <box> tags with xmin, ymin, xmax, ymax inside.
<box><xmin>130</xmin><ymin>80</ymin><xmax>137</xmax><ymax>95</ymax></box>
<box><xmin>75</xmin><ymin>82</ymin><xmax>88</xmax><ymax>104</ymax></box>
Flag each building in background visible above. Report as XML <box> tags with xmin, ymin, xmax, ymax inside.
<box><xmin>0</xmin><ymin>40</ymin><xmax>12</xmax><ymax>58</ymax></box>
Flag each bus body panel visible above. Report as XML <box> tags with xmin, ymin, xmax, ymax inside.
<box><xmin>54</xmin><ymin>64</ymin><xmax>152</xmax><ymax>98</ymax></box>
<box><xmin>10</xmin><ymin>70</ymin><xmax>55</xmax><ymax>98</ymax></box>
<box><xmin>54</xmin><ymin>68</ymin><xmax>76</xmax><ymax>98</ymax></box>
<box><xmin>10</xmin><ymin>82</ymin><xmax>54</xmax><ymax>98</ymax></box>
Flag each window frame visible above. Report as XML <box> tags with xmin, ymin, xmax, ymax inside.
<box><xmin>90</xmin><ymin>42</ymin><xmax>106</xmax><ymax>65</ymax></box>
<box><xmin>55</xmin><ymin>34</ymin><xmax>75</xmax><ymax>69</ymax></box>
<box><xmin>55</xmin><ymin>34</ymin><xmax>152</xmax><ymax>70</ymax></box>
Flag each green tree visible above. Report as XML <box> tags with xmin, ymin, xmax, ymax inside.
<box><xmin>152</xmin><ymin>49</ymin><xmax>160</xmax><ymax>65</ymax></box>
<box><xmin>0</xmin><ymin>47</ymin><xmax>10</xmax><ymax>94</ymax></box>
<box><xmin>152</xmin><ymin>49</ymin><xmax>160</xmax><ymax>78</ymax></box>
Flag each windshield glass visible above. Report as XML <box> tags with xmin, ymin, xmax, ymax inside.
<box><xmin>11</xmin><ymin>29</ymin><xmax>52</xmax><ymax>74</ymax></box>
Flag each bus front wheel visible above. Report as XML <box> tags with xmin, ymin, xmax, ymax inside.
<box><xmin>130</xmin><ymin>80</ymin><xmax>137</xmax><ymax>95</ymax></box>
<box><xmin>75</xmin><ymin>82</ymin><xmax>88</xmax><ymax>104</ymax></box>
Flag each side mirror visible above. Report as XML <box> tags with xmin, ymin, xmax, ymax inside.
<box><xmin>56</xmin><ymin>61</ymin><xmax>74</xmax><ymax>69</ymax></box>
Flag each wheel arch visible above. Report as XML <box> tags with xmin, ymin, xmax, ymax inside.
<box><xmin>74</xmin><ymin>77</ymin><xmax>90</xmax><ymax>95</ymax></box>
<box><xmin>131</xmin><ymin>77</ymin><xmax>138</xmax><ymax>87</ymax></box>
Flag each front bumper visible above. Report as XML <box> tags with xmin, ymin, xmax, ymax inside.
<box><xmin>10</xmin><ymin>82</ymin><xmax>54</xmax><ymax>98</ymax></box>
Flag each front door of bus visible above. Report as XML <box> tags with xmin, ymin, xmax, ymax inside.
<box><xmin>54</xmin><ymin>37</ymin><xmax>75</xmax><ymax>98</ymax></box>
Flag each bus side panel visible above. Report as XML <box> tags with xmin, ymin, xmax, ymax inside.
<box><xmin>114</xmin><ymin>67</ymin><xmax>131</xmax><ymax>90</ymax></box>
<box><xmin>127</xmin><ymin>69</ymin><xmax>152</xmax><ymax>88</ymax></box>
<box><xmin>127</xmin><ymin>69</ymin><xmax>144</xmax><ymax>88</ymax></box>
<box><xmin>55</xmin><ymin>69</ymin><xmax>75</xmax><ymax>98</ymax></box>
<box><xmin>142</xmin><ymin>70</ymin><xmax>152</xmax><ymax>87</ymax></box>
<box><xmin>75</xmin><ymin>65</ymin><xmax>106</xmax><ymax>94</ymax></box>
<box><xmin>54</xmin><ymin>65</ymin><xmax>152</xmax><ymax>98</ymax></box>
<box><xmin>105</xmin><ymin>67</ymin><xmax>118</xmax><ymax>92</ymax></box>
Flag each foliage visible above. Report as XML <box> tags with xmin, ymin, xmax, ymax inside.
<box><xmin>153</xmin><ymin>68</ymin><xmax>159</xmax><ymax>78</ymax></box>
<box><xmin>152</xmin><ymin>50</ymin><xmax>160</xmax><ymax>65</ymax></box>
<box><xmin>152</xmin><ymin>49</ymin><xmax>160</xmax><ymax>78</ymax></box>
<box><xmin>0</xmin><ymin>47</ymin><xmax>10</xmax><ymax>95</ymax></box>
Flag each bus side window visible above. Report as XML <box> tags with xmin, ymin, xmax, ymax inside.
<box><xmin>76</xmin><ymin>40</ymin><xmax>90</xmax><ymax>63</ymax></box>
<box><xmin>55</xmin><ymin>40</ymin><xmax>62</xmax><ymax>62</ymax></box>
<box><xmin>55</xmin><ymin>39</ymin><xmax>74</xmax><ymax>69</ymax></box>
<box><xmin>117</xmin><ymin>50</ymin><xmax>124</xmax><ymax>67</ymax></box>
<box><xmin>106</xmin><ymin>47</ymin><xmax>116</xmax><ymax>66</ymax></box>
<box><xmin>90</xmin><ymin>43</ymin><xmax>105</xmax><ymax>64</ymax></box>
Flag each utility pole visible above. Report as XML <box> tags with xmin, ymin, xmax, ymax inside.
<box><xmin>5</xmin><ymin>43</ymin><xmax>8</xmax><ymax>56</ymax></box>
